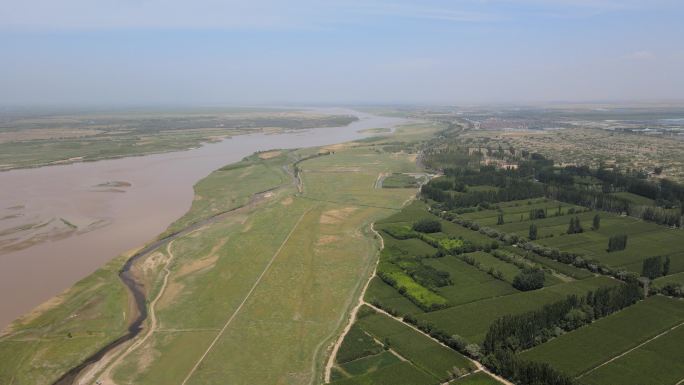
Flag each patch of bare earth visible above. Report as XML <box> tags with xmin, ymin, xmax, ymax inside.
<box><xmin>319</xmin><ymin>207</ymin><xmax>357</xmax><ymax>224</ymax></box>
<box><xmin>258</xmin><ymin>150</ymin><xmax>282</xmax><ymax>159</ymax></box>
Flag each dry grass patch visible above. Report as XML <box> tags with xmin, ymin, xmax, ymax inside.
<box><xmin>320</xmin><ymin>207</ymin><xmax>358</xmax><ymax>224</ymax></box>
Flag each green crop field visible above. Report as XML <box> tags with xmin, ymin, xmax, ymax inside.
<box><xmin>424</xmin><ymin>256</ymin><xmax>519</xmax><ymax>306</ymax></box>
<box><xmin>504</xmin><ymin>246</ymin><xmax>594</xmax><ymax>279</ymax></box>
<box><xmin>335</xmin><ymin>325</ymin><xmax>384</xmax><ymax>364</ymax></box>
<box><xmin>653</xmin><ymin>271</ymin><xmax>684</xmax><ymax>289</ymax></box>
<box><xmin>610</xmin><ymin>191</ymin><xmax>656</xmax><ymax>206</ymax></box>
<box><xmin>356</xmin><ymin>310</ymin><xmax>474</xmax><ymax>381</ymax></box>
<box><xmin>382</xmin><ymin>236</ymin><xmax>438</xmax><ymax>258</ymax></box>
<box><xmin>579</xmin><ymin>322</ymin><xmax>684</xmax><ymax>385</ymax></box>
<box><xmin>416</xmin><ymin>276</ymin><xmax>621</xmax><ymax>343</ymax></box>
<box><xmin>534</xmin><ymin>212</ymin><xmax>684</xmax><ymax>275</ymax></box>
<box><xmin>337</xmin><ymin>351</ymin><xmax>401</xmax><ymax>377</ymax></box>
<box><xmin>376</xmin><ymin>200</ymin><xmax>434</xmax><ymax>224</ymax></box>
<box><xmin>330</xmin><ymin>361</ymin><xmax>438</xmax><ymax>385</ymax></box>
<box><xmin>382</xmin><ymin>173</ymin><xmax>421</xmax><ymax>188</ymax></box>
<box><xmin>460</xmin><ymin>198</ymin><xmax>584</xmax><ymax>227</ymax></box>
<box><xmin>464</xmin><ymin>251</ymin><xmax>523</xmax><ymax>283</ymax></box>
<box><xmin>496</xmin><ymin>210</ymin><xmax>596</xmax><ymax>239</ymax></box>
<box><xmin>365</xmin><ymin>277</ymin><xmax>425</xmax><ymax>316</ymax></box>
<box><xmin>520</xmin><ymin>296</ymin><xmax>684</xmax><ymax>377</ymax></box>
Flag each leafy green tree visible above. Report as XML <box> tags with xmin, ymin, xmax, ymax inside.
<box><xmin>567</xmin><ymin>216</ymin><xmax>583</xmax><ymax>234</ymax></box>
<box><xmin>608</xmin><ymin>234</ymin><xmax>628</xmax><ymax>252</ymax></box>
<box><xmin>664</xmin><ymin>256</ymin><xmax>671</xmax><ymax>276</ymax></box>
<box><xmin>642</xmin><ymin>256</ymin><xmax>664</xmax><ymax>279</ymax></box>
<box><xmin>512</xmin><ymin>268</ymin><xmax>545</xmax><ymax>291</ymax></box>
<box><xmin>592</xmin><ymin>214</ymin><xmax>601</xmax><ymax>230</ymax></box>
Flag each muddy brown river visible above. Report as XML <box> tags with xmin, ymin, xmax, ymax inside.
<box><xmin>0</xmin><ymin>110</ymin><xmax>409</xmax><ymax>329</ymax></box>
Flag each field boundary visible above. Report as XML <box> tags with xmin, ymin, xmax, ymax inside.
<box><xmin>576</xmin><ymin>318</ymin><xmax>684</xmax><ymax>379</ymax></box>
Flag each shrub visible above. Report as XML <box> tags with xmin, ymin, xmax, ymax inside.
<box><xmin>512</xmin><ymin>268</ymin><xmax>545</xmax><ymax>291</ymax></box>
<box><xmin>412</xmin><ymin>219</ymin><xmax>442</xmax><ymax>233</ymax></box>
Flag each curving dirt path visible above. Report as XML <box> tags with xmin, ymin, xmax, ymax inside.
<box><xmin>323</xmin><ymin>222</ymin><xmax>384</xmax><ymax>383</ymax></box>
<box><xmin>93</xmin><ymin>237</ymin><xmax>186</xmax><ymax>384</ymax></box>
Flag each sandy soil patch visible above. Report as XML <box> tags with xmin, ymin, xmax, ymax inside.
<box><xmin>258</xmin><ymin>150</ymin><xmax>282</xmax><ymax>159</ymax></box>
<box><xmin>281</xmin><ymin>196</ymin><xmax>294</xmax><ymax>206</ymax></box>
<box><xmin>316</xmin><ymin>235</ymin><xmax>341</xmax><ymax>246</ymax></box>
<box><xmin>320</xmin><ymin>207</ymin><xmax>357</xmax><ymax>224</ymax></box>
<box><xmin>322</xmin><ymin>143</ymin><xmax>353</xmax><ymax>152</ymax></box>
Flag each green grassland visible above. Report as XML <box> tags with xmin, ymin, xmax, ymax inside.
<box><xmin>579</xmin><ymin>322</ymin><xmax>684</xmax><ymax>385</ymax></box>
<box><xmin>164</xmin><ymin>152</ymin><xmax>290</xmax><ymax>234</ymax></box>
<box><xmin>0</xmin><ymin>121</ymin><xmax>440</xmax><ymax>385</ymax></box>
<box><xmin>416</xmin><ymin>276</ymin><xmax>621</xmax><ymax>343</ymax></box>
<box><xmin>520</xmin><ymin>295</ymin><xmax>684</xmax><ymax>377</ymax></box>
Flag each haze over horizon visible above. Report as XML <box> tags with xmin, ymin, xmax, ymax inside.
<box><xmin>2</xmin><ymin>0</ymin><xmax>684</xmax><ymax>106</ymax></box>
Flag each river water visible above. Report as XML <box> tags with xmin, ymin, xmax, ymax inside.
<box><xmin>0</xmin><ymin>110</ymin><xmax>408</xmax><ymax>329</ymax></box>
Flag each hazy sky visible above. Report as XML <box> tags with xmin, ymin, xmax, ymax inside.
<box><xmin>1</xmin><ymin>0</ymin><xmax>683</xmax><ymax>105</ymax></box>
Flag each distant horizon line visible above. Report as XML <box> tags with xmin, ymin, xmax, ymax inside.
<box><xmin>3</xmin><ymin>99</ymin><xmax>684</xmax><ymax>111</ymax></box>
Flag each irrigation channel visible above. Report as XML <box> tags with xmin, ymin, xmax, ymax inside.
<box><xmin>52</xmin><ymin>187</ymin><xmax>275</xmax><ymax>385</ymax></box>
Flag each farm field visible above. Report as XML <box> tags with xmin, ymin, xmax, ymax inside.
<box><xmin>381</xmin><ymin>173</ymin><xmax>422</xmax><ymax>188</ymax></box>
<box><xmin>520</xmin><ymin>295</ymin><xmax>684</xmax><ymax>377</ymax></box>
<box><xmin>330</xmin><ymin>307</ymin><xmax>474</xmax><ymax>384</ymax></box>
<box><xmin>0</xmin><ymin>121</ymin><xmax>438</xmax><ymax>385</ymax></box>
<box><xmin>505</xmin><ymin>246</ymin><xmax>594</xmax><ymax>279</ymax></box>
<box><xmin>579</xmin><ymin>321</ymin><xmax>684</xmax><ymax>385</ymax></box>
<box><xmin>416</xmin><ymin>276</ymin><xmax>621</xmax><ymax>343</ymax></box>
<box><xmin>653</xmin><ymin>271</ymin><xmax>684</xmax><ymax>289</ymax></box>
<box><xmin>610</xmin><ymin>191</ymin><xmax>656</xmax><ymax>206</ymax></box>
<box><xmin>464</xmin><ymin>251</ymin><xmax>523</xmax><ymax>283</ymax></box>
<box><xmin>425</xmin><ymin>256</ymin><xmax>519</xmax><ymax>306</ymax></box>
<box><xmin>364</xmin><ymin>277</ymin><xmax>425</xmax><ymax>316</ymax></box>
<box><xmin>460</xmin><ymin>198</ymin><xmax>584</xmax><ymax>226</ymax></box>
<box><xmin>537</xmin><ymin>214</ymin><xmax>684</xmax><ymax>275</ymax></box>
